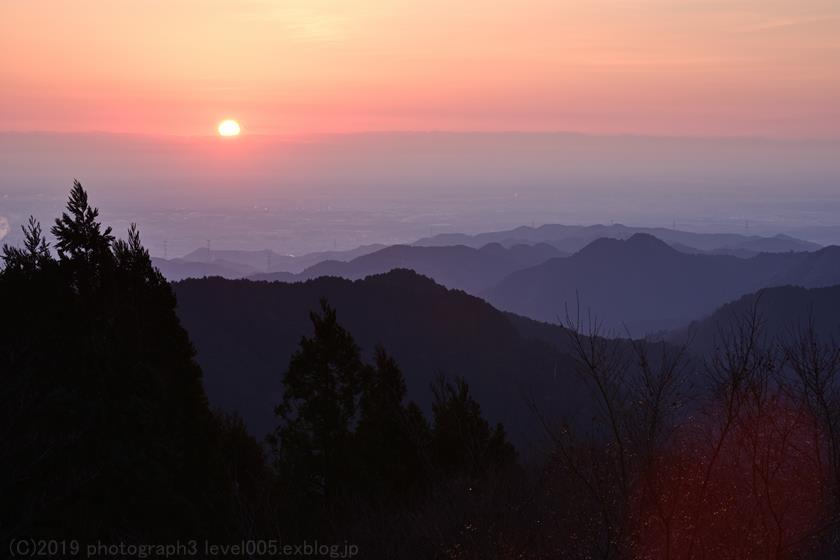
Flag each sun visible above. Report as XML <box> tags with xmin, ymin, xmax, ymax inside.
<box><xmin>217</xmin><ymin>119</ymin><xmax>241</xmax><ymax>137</ymax></box>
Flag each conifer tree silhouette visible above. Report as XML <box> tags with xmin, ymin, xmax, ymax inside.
<box><xmin>1</xmin><ymin>215</ymin><xmax>51</xmax><ymax>274</ymax></box>
<box><xmin>270</xmin><ymin>299</ymin><xmax>365</xmax><ymax>506</ymax></box>
<box><xmin>51</xmin><ymin>179</ymin><xmax>114</xmax><ymax>261</ymax></box>
<box><xmin>0</xmin><ymin>181</ymin><xmax>238</xmax><ymax>542</ymax></box>
<box><xmin>430</xmin><ymin>375</ymin><xmax>516</xmax><ymax>478</ymax></box>
<box><xmin>354</xmin><ymin>346</ymin><xmax>430</xmax><ymax>498</ymax></box>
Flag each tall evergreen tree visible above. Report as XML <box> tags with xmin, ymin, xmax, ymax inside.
<box><xmin>354</xmin><ymin>346</ymin><xmax>430</xmax><ymax>499</ymax></box>
<box><xmin>430</xmin><ymin>375</ymin><xmax>517</xmax><ymax>479</ymax></box>
<box><xmin>0</xmin><ymin>181</ymin><xmax>235</xmax><ymax>542</ymax></box>
<box><xmin>269</xmin><ymin>299</ymin><xmax>366</xmax><ymax>506</ymax></box>
<box><xmin>51</xmin><ymin>179</ymin><xmax>114</xmax><ymax>261</ymax></box>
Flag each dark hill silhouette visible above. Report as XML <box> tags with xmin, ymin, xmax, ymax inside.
<box><xmin>416</xmin><ymin>223</ymin><xmax>820</xmax><ymax>255</ymax></box>
<box><xmin>479</xmin><ymin>241</ymin><xmax>564</xmax><ymax>265</ymax></box>
<box><xmin>250</xmin><ymin>242</ymin><xmax>567</xmax><ymax>293</ymax></box>
<box><xmin>173</xmin><ymin>269</ymin><xmax>581</xmax><ymax>446</ymax></box>
<box><xmin>483</xmin><ymin>234</ymin><xmax>837</xmax><ymax>334</ymax></box>
<box><xmin>769</xmin><ymin>245</ymin><xmax>840</xmax><ymax>287</ymax></box>
<box><xmin>671</xmin><ymin>285</ymin><xmax>840</xmax><ymax>355</ymax></box>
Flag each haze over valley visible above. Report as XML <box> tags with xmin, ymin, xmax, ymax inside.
<box><xmin>3</xmin><ymin>132</ymin><xmax>840</xmax><ymax>258</ymax></box>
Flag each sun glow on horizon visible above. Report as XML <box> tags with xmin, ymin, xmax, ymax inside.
<box><xmin>218</xmin><ymin>120</ymin><xmax>241</xmax><ymax>137</ymax></box>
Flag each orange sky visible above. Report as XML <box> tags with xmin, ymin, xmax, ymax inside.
<box><xmin>2</xmin><ymin>0</ymin><xmax>838</xmax><ymax>138</ymax></box>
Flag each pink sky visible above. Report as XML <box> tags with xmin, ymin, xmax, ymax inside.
<box><xmin>2</xmin><ymin>0</ymin><xmax>838</xmax><ymax>138</ymax></box>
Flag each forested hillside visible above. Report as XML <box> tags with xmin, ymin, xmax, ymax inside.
<box><xmin>174</xmin><ymin>270</ymin><xmax>583</xmax><ymax>445</ymax></box>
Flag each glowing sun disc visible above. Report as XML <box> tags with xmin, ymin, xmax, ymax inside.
<box><xmin>218</xmin><ymin>119</ymin><xmax>241</xmax><ymax>137</ymax></box>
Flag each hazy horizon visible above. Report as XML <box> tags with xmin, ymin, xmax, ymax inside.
<box><xmin>3</xmin><ymin>130</ymin><xmax>839</xmax><ymax>257</ymax></box>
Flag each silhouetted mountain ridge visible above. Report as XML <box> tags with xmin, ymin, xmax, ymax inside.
<box><xmin>416</xmin><ymin>223</ymin><xmax>821</xmax><ymax>255</ymax></box>
<box><xmin>769</xmin><ymin>245</ymin><xmax>840</xmax><ymax>287</ymax></box>
<box><xmin>670</xmin><ymin>284</ymin><xmax>840</xmax><ymax>355</ymax></box>
<box><xmin>484</xmin><ymin>235</ymin><xmax>840</xmax><ymax>334</ymax></box>
<box><xmin>250</xmin><ymin>242</ymin><xmax>567</xmax><ymax>293</ymax></box>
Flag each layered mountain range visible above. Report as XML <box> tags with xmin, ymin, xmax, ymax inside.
<box><xmin>484</xmin><ymin>234</ymin><xmax>840</xmax><ymax>333</ymax></box>
<box><xmin>162</xmin><ymin>224</ymin><xmax>837</xmax><ymax>334</ymax></box>
<box><xmin>153</xmin><ymin>223</ymin><xmax>822</xmax><ymax>282</ymax></box>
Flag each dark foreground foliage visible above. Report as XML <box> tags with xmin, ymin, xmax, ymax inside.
<box><xmin>1</xmin><ymin>182</ymin><xmax>246</xmax><ymax>541</ymax></box>
<box><xmin>268</xmin><ymin>300</ymin><xmax>516</xmax><ymax>537</ymax></box>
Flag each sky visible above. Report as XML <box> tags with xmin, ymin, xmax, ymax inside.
<box><xmin>2</xmin><ymin>0</ymin><xmax>839</xmax><ymax>138</ymax></box>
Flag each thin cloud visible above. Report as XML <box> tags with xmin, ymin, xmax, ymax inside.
<box><xmin>579</xmin><ymin>56</ymin><xmax>755</xmax><ymax>68</ymax></box>
<box><xmin>736</xmin><ymin>14</ymin><xmax>840</xmax><ymax>32</ymax></box>
<box><xmin>232</xmin><ymin>1</ymin><xmax>349</xmax><ymax>43</ymax></box>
